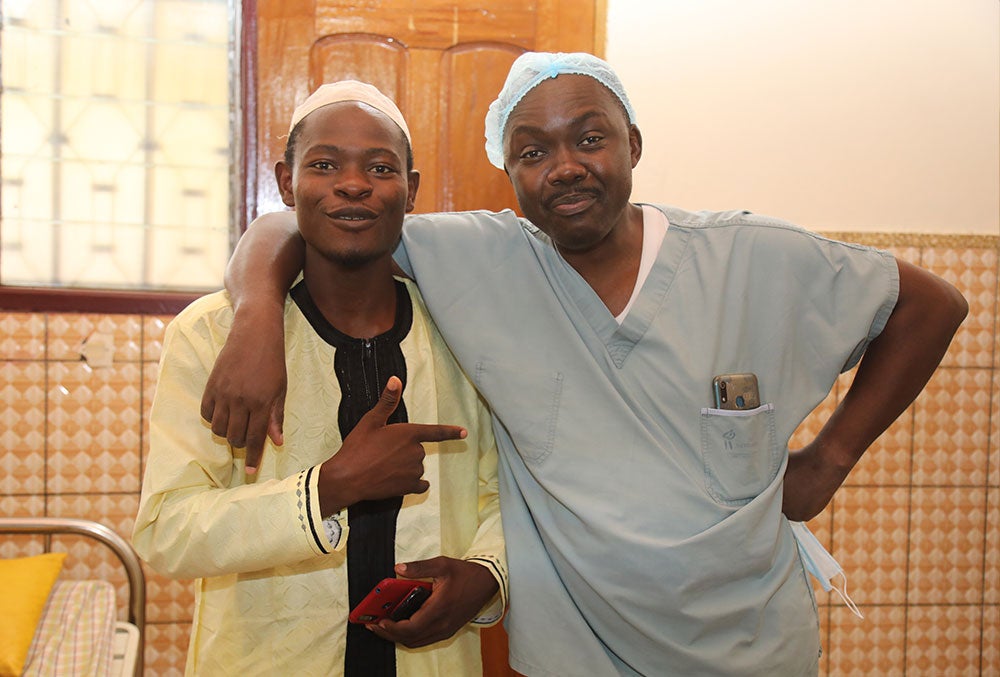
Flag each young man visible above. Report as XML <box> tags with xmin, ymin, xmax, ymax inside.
<box><xmin>133</xmin><ymin>81</ymin><xmax>506</xmax><ymax>677</ymax></box>
<box><xmin>203</xmin><ymin>54</ymin><xmax>967</xmax><ymax>676</ymax></box>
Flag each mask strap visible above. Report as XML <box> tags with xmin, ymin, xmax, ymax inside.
<box><xmin>829</xmin><ymin>572</ymin><xmax>864</xmax><ymax>619</ymax></box>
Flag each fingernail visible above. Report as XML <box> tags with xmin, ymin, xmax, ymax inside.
<box><xmin>245</xmin><ymin>466</ymin><xmax>257</xmax><ymax>476</ymax></box>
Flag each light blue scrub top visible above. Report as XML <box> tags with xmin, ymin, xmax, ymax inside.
<box><xmin>395</xmin><ymin>204</ymin><xmax>899</xmax><ymax>677</ymax></box>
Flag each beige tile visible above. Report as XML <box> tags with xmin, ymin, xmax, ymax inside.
<box><xmin>46</xmin><ymin>360</ymin><xmax>142</xmax><ymax>494</ymax></box>
<box><xmin>0</xmin><ymin>312</ymin><xmax>45</xmax><ymax>360</ymax></box>
<box><xmin>144</xmin><ymin>563</ymin><xmax>196</xmax><ymax>624</ymax></box>
<box><xmin>47</xmin><ymin>312</ymin><xmax>142</xmax><ymax>363</ymax></box>
<box><xmin>831</xmin><ymin>487</ymin><xmax>909</xmax><ymax>606</ymax></box>
<box><xmin>911</xmin><ymin>367</ymin><xmax>991</xmax><ymax>487</ymax></box>
<box><xmin>905</xmin><ymin>605</ymin><xmax>982</xmax><ymax>676</ymax></box>
<box><xmin>985</xmin><ymin>604</ymin><xmax>999</xmax><ymax>677</ymax></box>
<box><xmin>921</xmin><ymin>246</ymin><xmax>997</xmax><ymax>369</ymax></box>
<box><xmin>991</xmin><ymin>369</ymin><xmax>999</xmax><ymax>489</ymax></box>
<box><xmin>884</xmin><ymin>245</ymin><xmax>923</xmax><ymax>267</ymax></box>
<box><xmin>145</xmin><ymin>621</ymin><xmax>191</xmax><ymax>677</ymax></box>
<box><xmin>846</xmin><ymin>409</ymin><xmax>914</xmax><ymax>487</ymax></box>
<box><xmin>142</xmin><ymin>315</ymin><xmax>173</xmax><ymax>364</ymax></box>
<box><xmin>0</xmin><ymin>494</ymin><xmax>45</xmax><ymax>558</ymax></box>
<box><xmin>47</xmin><ymin>492</ymin><xmax>140</xmax><ymax>619</ymax></box>
<box><xmin>141</xmin><ymin>361</ymin><xmax>160</xmax><ymax>479</ymax></box>
<box><xmin>0</xmin><ymin>361</ymin><xmax>47</xmax><ymax>495</ymax></box>
<box><xmin>790</xmin><ymin>388</ymin><xmax>837</xmax><ymax>450</ymax></box>
<box><xmin>827</xmin><ymin>604</ymin><xmax>905</xmax><ymax>676</ymax></box>
<box><xmin>987</xmin><ymin>487</ymin><xmax>999</xmax><ymax>605</ymax></box>
<box><xmin>833</xmin><ymin>369</ymin><xmax>915</xmax><ymax>488</ymax></box>
<box><xmin>908</xmin><ymin>487</ymin><xmax>986</xmax><ymax>605</ymax></box>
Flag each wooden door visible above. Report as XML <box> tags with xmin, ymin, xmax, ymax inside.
<box><xmin>250</xmin><ymin>0</ymin><xmax>605</xmax><ymax>218</ymax></box>
<box><xmin>249</xmin><ymin>2</ymin><xmax>603</xmax><ymax>674</ymax></box>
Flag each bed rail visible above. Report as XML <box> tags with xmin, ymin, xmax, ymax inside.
<box><xmin>0</xmin><ymin>516</ymin><xmax>145</xmax><ymax>677</ymax></box>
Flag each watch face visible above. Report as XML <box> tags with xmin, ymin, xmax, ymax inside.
<box><xmin>323</xmin><ymin>516</ymin><xmax>342</xmax><ymax>546</ymax></box>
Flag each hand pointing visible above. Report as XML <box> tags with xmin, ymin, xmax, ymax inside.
<box><xmin>317</xmin><ymin>376</ymin><xmax>467</xmax><ymax>515</ymax></box>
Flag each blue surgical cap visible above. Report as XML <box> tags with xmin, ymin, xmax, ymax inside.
<box><xmin>483</xmin><ymin>51</ymin><xmax>638</xmax><ymax>170</ymax></box>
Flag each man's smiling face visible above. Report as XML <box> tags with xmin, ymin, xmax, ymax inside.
<box><xmin>277</xmin><ymin>101</ymin><xmax>418</xmax><ymax>268</ymax></box>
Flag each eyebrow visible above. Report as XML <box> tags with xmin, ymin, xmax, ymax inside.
<box><xmin>303</xmin><ymin>144</ymin><xmax>403</xmax><ymax>160</ymax></box>
<box><xmin>507</xmin><ymin>110</ymin><xmax>609</xmax><ymax>138</ymax></box>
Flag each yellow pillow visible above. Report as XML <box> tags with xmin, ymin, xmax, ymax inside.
<box><xmin>0</xmin><ymin>552</ymin><xmax>67</xmax><ymax>677</ymax></box>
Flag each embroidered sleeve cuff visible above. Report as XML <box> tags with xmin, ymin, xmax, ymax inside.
<box><xmin>297</xmin><ymin>466</ymin><xmax>348</xmax><ymax>555</ymax></box>
<box><xmin>465</xmin><ymin>555</ymin><xmax>508</xmax><ymax>626</ymax></box>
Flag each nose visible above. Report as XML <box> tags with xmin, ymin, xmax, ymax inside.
<box><xmin>334</xmin><ymin>166</ymin><xmax>372</xmax><ymax>199</ymax></box>
<box><xmin>548</xmin><ymin>146</ymin><xmax>586</xmax><ymax>185</ymax></box>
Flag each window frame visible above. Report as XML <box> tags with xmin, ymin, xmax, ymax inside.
<box><xmin>0</xmin><ymin>0</ymin><xmax>258</xmax><ymax>315</ymax></box>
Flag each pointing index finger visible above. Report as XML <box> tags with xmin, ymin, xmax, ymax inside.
<box><xmin>404</xmin><ymin>423</ymin><xmax>467</xmax><ymax>443</ymax></box>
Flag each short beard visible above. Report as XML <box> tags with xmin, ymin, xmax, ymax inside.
<box><xmin>324</xmin><ymin>249</ymin><xmax>382</xmax><ymax>269</ymax></box>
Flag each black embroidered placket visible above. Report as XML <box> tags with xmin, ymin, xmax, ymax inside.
<box><xmin>291</xmin><ymin>280</ymin><xmax>413</xmax><ymax>677</ymax></box>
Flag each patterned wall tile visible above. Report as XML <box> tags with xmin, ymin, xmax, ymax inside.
<box><xmin>144</xmin><ymin>564</ymin><xmax>196</xmax><ymax>624</ymax></box>
<box><xmin>833</xmin><ymin>369</ymin><xmax>916</xmax><ymax>488</ymax></box>
<box><xmin>0</xmin><ymin>494</ymin><xmax>45</xmax><ymax>558</ymax></box>
<box><xmin>922</xmin><ymin>247</ymin><xmax>998</xmax><ymax>369</ymax></box>
<box><xmin>0</xmin><ymin>312</ymin><xmax>45</xmax><ymax>360</ymax></box>
<box><xmin>46</xmin><ymin>360</ymin><xmax>142</xmax><ymax>494</ymax></box>
<box><xmin>790</xmin><ymin>388</ymin><xmax>837</xmax><ymax>450</ymax></box>
<box><xmin>831</xmin><ymin>487</ymin><xmax>910</xmax><ymax>605</ymax></box>
<box><xmin>846</xmin><ymin>409</ymin><xmax>914</xmax><ymax>488</ymax></box>
<box><xmin>47</xmin><ymin>313</ymin><xmax>143</xmax><ymax>363</ymax></box>
<box><xmin>143</xmin><ymin>315</ymin><xmax>172</xmax><ymax>364</ymax></box>
<box><xmin>985</xmin><ymin>604</ymin><xmax>999</xmax><ymax>677</ymax></box>
<box><xmin>47</xmin><ymin>492</ymin><xmax>140</xmax><ymax>620</ymax></box>
<box><xmin>145</xmin><ymin>621</ymin><xmax>190</xmax><ymax>677</ymax></box>
<box><xmin>141</xmin><ymin>361</ymin><xmax>160</xmax><ymax>479</ymax></box>
<box><xmin>908</xmin><ymin>487</ymin><xmax>986</xmax><ymax>605</ymax></box>
<box><xmin>987</xmin><ymin>487</ymin><xmax>999</xmax><ymax>605</ymax></box>
<box><xmin>905</xmin><ymin>605</ymin><xmax>982</xmax><ymax>676</ymax></box>
<box><xmin>827</xmin><ymin>604</ymin><xmax>905</xmax><ymax>676</ymax></box>
<box><xmin>0</xmin><ymin>361</ymin><xmax>47</xmax><ymax>495</ymax></box>
<box><xmin>912</xmin><ymin>367</ymin><xmax>991</xmax><ymax>487</ymax></box>
<box><xmin>991</xmin><ymin>369</ymin><xmax>999</xmax><ymax>489</ymax></box>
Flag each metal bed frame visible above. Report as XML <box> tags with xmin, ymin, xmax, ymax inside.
<box><xmin>0</xmin><ymin>516</ymin><xmax>145</xmax><ymax>677</ymax></box>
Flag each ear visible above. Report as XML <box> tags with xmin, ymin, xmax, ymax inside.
<box><xmin>628</xmin><ymin>124</ymin><xmax>643</xmax><ymax>168</ymax></box>
<box><xmin>274</xmin><ymin>161</ymin><xmax>295</xmax><ymax>207</ymax></box>
<box><xmin>405</xmin><ymin>170</ymin><xmax>421</xmax><ymax>213</ymax></box>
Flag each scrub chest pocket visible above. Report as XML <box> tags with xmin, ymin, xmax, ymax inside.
<box><xmin>475</xmin><ymin>360</ymin><xmax>564</xmax><ymax>463</ymax></box>
<box><xmin>700</xmin><ymin>404</ymin><xmax>780</xmax><ymax>505</ymax></box>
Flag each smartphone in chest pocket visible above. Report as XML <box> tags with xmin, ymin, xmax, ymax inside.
<box><xmin>712</xmin><ymin>373</ymin><xmax>761</xmax><ymax>410</ymax></box>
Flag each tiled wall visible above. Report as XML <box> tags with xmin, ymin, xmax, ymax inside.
<box><xmin>0</xmin><ymin>233</ymin><xmax>997</xmax><ymax>676</ymax></box>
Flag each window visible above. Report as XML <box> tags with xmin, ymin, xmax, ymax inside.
<box><xmin>0</xmin><ymin>0</ymin><xmax>237</xmax><ymax>302</ymax></box>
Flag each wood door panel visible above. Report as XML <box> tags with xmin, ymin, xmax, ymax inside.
<box><xmin>315</xmin><ymin>1</ymin><xmax>538</xmax><ymax>50</ymax></box>
<box><xmin>439</xmin><ymin>43</ymin><xmax>524</xmax><ymax>212</ymax></box>
<box><xmin>309</xmin><ymin>34</ymin><xmax>409</xmax><ymax>100</ymax></box>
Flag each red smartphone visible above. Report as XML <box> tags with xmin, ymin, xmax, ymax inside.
<box><xmin>348</xmin><ymin>578</ymin><xmax>433</xmax><ymax>624</ymax></box>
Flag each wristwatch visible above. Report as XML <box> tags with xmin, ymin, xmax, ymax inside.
<box><xmin>322</xmin><ymin>513</ymin><xmax>342</xmax><ymax>547</ymax></box>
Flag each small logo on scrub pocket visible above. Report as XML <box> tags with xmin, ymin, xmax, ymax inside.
<box><xmin>723</xmin><ymin>428</ymin><xmax>736</xmax><ymax>450</ymax></box>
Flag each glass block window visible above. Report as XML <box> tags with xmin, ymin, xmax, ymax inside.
<box><xmin>1</xmin><ymin>0</ymin><xmax>235</xmax><ymax>292</ymax></box>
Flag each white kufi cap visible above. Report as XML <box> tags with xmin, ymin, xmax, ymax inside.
<box><xmin>289</xmin><ymin>80</ymin><xmax>411</xmax><ymax>142</ymax></box>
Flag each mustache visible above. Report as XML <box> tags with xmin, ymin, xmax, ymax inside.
<box><xmin>545</xmin><ymin>187</ymin><xmax>600</xmax><ymax>209</ymax></box>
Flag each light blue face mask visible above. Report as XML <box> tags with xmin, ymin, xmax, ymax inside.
<box><xmin>789</xmin><ymin>521</ymin><xmax>864</xmax><ymax>619</ymax></box>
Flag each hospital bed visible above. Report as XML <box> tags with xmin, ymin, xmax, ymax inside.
<box><xmin>0</xmin><ymin>517</ymin><xmax>145</xmax><ymax>677</ymax></box>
